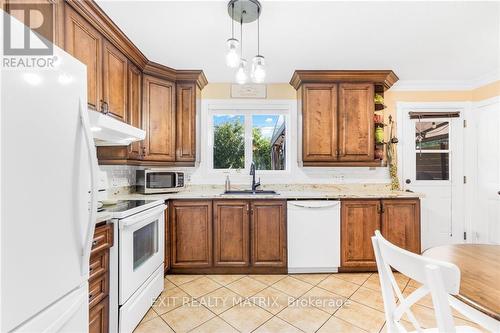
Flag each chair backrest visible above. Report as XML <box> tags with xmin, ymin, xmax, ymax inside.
<box><xmin>371</xmin><ymin>230</ymin><xmax>461</xmax><ymax>333</ymax></box>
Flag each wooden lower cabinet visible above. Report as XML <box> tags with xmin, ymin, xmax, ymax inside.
<box><xmin>213</xmin><ymin>200</ymin><xmax>250</xmax><ymax>267</ymax></box>
<box><xmin>341</xmin><ymin>200</ymin><xmax>381</xmax><ymax>269</ymax></box>
<box><xmin>340</xmin><ymin>198</ymin><xmax>420</xmax><ymax>271</ymax></box>
<box><xmin>381</xmin><ymin>199</ymin><xmax>421</xmax><ymax>254</ymax></box>
<box><xmin>170</xmin><ymin>200</ymin><xmax>213</xmax><ymax>268</ymax></box>
<box><xmin>89</xmin><ymin>296</ymin><xmax>109</xmax><ymax>333</ymax></box>
<box><xmin>167</xmin><ymin>199</ymin><xmax>287</xmax><ymax>274</ymax></box>
<box><xmin>89</xmin><ymin>223</ymin><xmax>113</xmax><ymax>333</ymax></box>
<box><xmin>251</xmin><ymin>201</ymin><xmax>287</xmax><ymax>267</ymax></box>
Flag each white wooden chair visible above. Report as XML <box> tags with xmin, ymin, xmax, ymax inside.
<box><xmin>371</xmin><ymin>231</ymin><xmax>481</xmax><ymax>333</ymax></box>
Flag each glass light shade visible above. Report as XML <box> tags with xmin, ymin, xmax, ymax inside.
<box><xmin>251</xmin><ymin>55</ymin><xmax>266</xmax><ymax>83</ymax></box>
<box><xmin>235</xmin><ymin>59</ymin><xmax>248</xmax><ymax>85</ymax></box>
<box><xmin>225</xmin><ymin>38</ymin><xmax>240</xmax><ymax>68</ymax></box>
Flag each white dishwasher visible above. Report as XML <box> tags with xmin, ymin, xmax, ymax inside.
<box><xmin>287</xmin><ymin>200</ymin><xmax>341</xmax><ymax>273</ymax></box>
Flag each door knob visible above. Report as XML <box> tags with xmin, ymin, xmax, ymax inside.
<box><xmin>497</xmin><ymin>191</ymin><xmax>500</xmax><ymax>195</ymax></box>
<box><xmin>405</xmin><ymin>179</ymin><xmax>411</xmax><ymax>184</ymax></box>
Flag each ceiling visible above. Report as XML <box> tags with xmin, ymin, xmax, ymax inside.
<box><xmin>96</xmin><ymin>1</ymin><xmax>500</xmax><ymax>86</ymax></box>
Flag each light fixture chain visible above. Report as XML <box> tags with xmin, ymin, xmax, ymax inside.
<box><xmin>257</xmin><ymin>7</ymin><xmax>260</xmax><ymax>55</ymax></box>
<box><xmin>231</xmin><ymin>3</ymin><xmax>234</xmax><ymax>38</ymax></box>
<box><xmin>240</xmin><ymin>14</ymin><xmax>243</xmax><ymax>58</ymax></box>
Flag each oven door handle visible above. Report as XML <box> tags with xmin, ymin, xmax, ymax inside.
<box><xmin>120</xmin><ymin>204</ymin><xmax>166</xmax><ymax>229</ymax></box>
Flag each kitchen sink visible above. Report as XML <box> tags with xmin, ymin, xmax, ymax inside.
<box><xmin>223</xmin><ymin>190</ymin><xmax>278</xmax><ymax>195</ymax></box>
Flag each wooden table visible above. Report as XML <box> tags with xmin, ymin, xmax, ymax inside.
<box><xmin>423</xmin><ymin>244</ymin><xmax>500</xmax><ymax>329</ymax></box>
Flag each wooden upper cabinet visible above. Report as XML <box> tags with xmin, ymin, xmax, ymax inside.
<box><xmin>381</xmin><ymin>199</ymin><xmax>421</xmax><ymax>254</ymax></box>
<box><xmin>250</xmin><ymin>200</ymin><xmax>287</xmax><ymax>267</ymax></box>
<box><xmin>338</xmin><ymin>83</ymin><xmax>374</xmax><ymax>161</ymax></box>
<box><xmin>213</xmin><ymin>201</ymin><xmax>250</xmax><ymax>267</ymax></box>
<box><xmin>64</xmin><ymin>5</ymin><xmax>102</xmax><ymax>111</ymax></box>
<box><xmin>127</xmin><ymin>63</ymin><xmax>142</xmax><ymax>160</ymax></box>
<box><xmin>142</xmin><ymin>75</ymin><xmax>176</xmax><ymax>161</ymax></box>
<box><xmin>302</xmin><ymin>84</ymin><xmax>338</xmax><ymax>162</ymax></box>
<box><xmin>176</xmin><ymin>83</ymin><xmax>197</xmax><ymax>162</ymax></box>
<box><xmin>102</xmin><ymin>40</ymin><xmax>128</xmax><ymax>122</ymax></box>
<box><xmin>341</xmin><ymin>200</ymin><xmax>380</xmax><ymax>268</ymax></box>
<box><xmin>170</xmin><ymin>200</ymin><xmax>212</xmax><ymax>268</ymax></box>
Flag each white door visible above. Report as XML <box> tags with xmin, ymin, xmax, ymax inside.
<box><xmin>400</xmin><ymin>107</ymin><xmax>465</xmax><ymax>250</ymax></box>
<box><xmin>473</xmin><ymin>98</ymin><xmax>500</xmax><ymax>244</ymax></box>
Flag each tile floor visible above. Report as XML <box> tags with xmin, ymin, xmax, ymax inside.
<box><xmin>134</xmin><ymin>273</ymin><xmax>485</xmax><ymax>333</ymax></box>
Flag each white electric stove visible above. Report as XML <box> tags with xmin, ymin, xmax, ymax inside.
<box><xmin>104</xmin><ymin>199</ymin><xmax>166</xmax><ymax>333</ymax></box>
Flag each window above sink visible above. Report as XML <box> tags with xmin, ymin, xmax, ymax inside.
<box><xmin>204</xmin><ymin>102</ymin><xmax>291</xmax><ymax>176</ymax></box>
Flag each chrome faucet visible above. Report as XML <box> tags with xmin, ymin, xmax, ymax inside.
<box><xmin>250</xmin><ymin>162</ymin><xmax>261</xmax><ymax>192</ymax></box>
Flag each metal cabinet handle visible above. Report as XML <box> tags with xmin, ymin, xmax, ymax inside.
<box><xmin>92</xmin><ymin>240</ymin><xmax>98</xmax><ymax>246</ymax></box>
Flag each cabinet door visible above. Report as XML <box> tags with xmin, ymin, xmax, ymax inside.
<box><xmin>127</xmin><ymin>63</ymin><xmax>142</xmax><ymax>159</ymax></box>
<box><xmin>302</xmin><ymin>84</ymin><xmax>338</xmax><ymax>162</ymax></box>
<box><xmin>102</xmin><ymin>40</ymin><xmax>128</xmax><ymax>121</ymax></box>
<box><xmin>142</xmin><ymin>75</ymin><xmax>176</xmax><ymax>161</ymax></box>
<box><xmin>89</xmin><ymin>297</ymin><xmax>109</xmax><ymax>333</ymax></box>
<box><xmin>164</xmin><ymin>204</ymin><xmax>170</xmax><ymax>272</ymax></box>
<box><xmin>213</xmin><ymin>200</ymin><xmax>250</xmax><ymax>267</ymax></box>
<box><xmin>170</xmin><ymin>200</ymin><xmax>212</xmax><ymax>268</ymax></box>
<box><xmin>250</xmin><ymin>200</ymin><xmax>287</xmax><ymax>267</ymax></box>
<box><xmin>381</xmin><ymin>199</ymin><xmax>421</xmax><ymax>254</ymax></box>
<box><xmin>341</xmin><ymin>200</ymin><xmax>380</xmax><ymax>268</ymax></box>
<box><xmin>338</xmin><ymin>83</ymin><xmax>374</xmax><ymax>161</ymax></box>
<box><xmin>64</xmin><ymin>5</ymin><xmax>102</xmax><ymax>111</ymax></box>
<box><xmin>176</xmin><ymin>83</ymin><xmax>197</xmax><ymax>162</ymax></box>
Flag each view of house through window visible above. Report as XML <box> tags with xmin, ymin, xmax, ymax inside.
<box><xmin>212</xmin><ymin>113</ymin><xmax>286</xmax><ymax>171</ymax></box>
<box><xmin>415</xmin><ymin>121</ymin><xmax>450</xmax><ymax>180</ymax></box>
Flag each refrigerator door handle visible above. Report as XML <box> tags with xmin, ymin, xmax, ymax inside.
<box><xmin>80</xmin><ymin>99</ymin><xmax>99</xmax><ymax>276</ymax></box>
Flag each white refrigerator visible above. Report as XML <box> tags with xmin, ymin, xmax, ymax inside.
<box><xmin>1</xmin><ymin>14</ymin><xmax>98</xmax><ymax>333</ymax></box>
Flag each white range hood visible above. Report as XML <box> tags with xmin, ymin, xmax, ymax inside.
<box><xmin>88</xmin><ymin>110</ymin><xmax>145</xmax><ymax>146</ymax></box>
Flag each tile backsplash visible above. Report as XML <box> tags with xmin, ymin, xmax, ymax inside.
<box><xmin>99</xmin><ymin>165</ymin><xmax>138</xmax><ymax>188</ymax></box>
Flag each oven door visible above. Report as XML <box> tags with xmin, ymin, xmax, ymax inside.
<box><xmin>118</xmin><ymin>204</ymin><xmax>165</xmax><ymax>305</ymax></box>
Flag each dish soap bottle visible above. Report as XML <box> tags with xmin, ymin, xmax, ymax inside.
<box><xmin>225</xmin><ymin>175</ymin><xmax>231</xmax><ymax>192</ymax></box>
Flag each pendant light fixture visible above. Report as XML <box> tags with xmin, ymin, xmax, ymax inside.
<box><xmin>226</xmin><ymin>0</ymin><xmax>265</xmax><ymax>84</ymax></box>
<box><xmin>251</xmin><ymin>6</ymin><xmax>265</xmax><ymax>83</ymax></box>
<box><xmin>225</xmin><ymin>3</ymin><xmax>240</xmax><ymax>68</ymax></box>
<box><xmin>235</xmin><ymin>14</ymin><xmax>248</xmax><ymax>84</ymax></box>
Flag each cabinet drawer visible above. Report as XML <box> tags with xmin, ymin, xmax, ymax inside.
<box><xmin>91</xmin><ymin>224</ymin><xmax>113</xmax><ymax>256</ymax></box>
<box><xmin>89</xmin><ymin>272</ymin><xmax>109</xmax><ymax>309</ymax></box>
<box><xmin>89</xmin><ymin>250</ymin><xmax>109</xmax><ymax>281</ymax></box>
<box><xmin>89</xmin><ymin>296</ymin><xmax>109</xmax><ymax>333</ymax></box>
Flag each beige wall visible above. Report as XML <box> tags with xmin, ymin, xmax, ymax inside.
<box><xmin>202</xmin><ymin>83</ymin><xmax>296</xmax><ymax>99</ymax></box>
<box><xmin>202</xmin><ymin>80</ymin><xmax>500</xmax><ymax>102</ymax></box>
<box><xmin>202</xmin><ymin>81</ymin><xmax>500</xmax><ymax>126</ymax></box>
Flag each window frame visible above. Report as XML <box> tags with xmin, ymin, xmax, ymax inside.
<box><xmin>411</xmin><ymin>117</ymin><xmax>454</xmax><ymax>185</ymax></box>
<box><xmin>205</xmin><ymin>103</ymin><xmax>291</xmax><ymax>176</ymax></box>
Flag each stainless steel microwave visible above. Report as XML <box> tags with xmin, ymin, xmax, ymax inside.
<box><xmin>136</xmin><ymin>169</ymin><xmax>185</xmax><ymax>194</ymax></box>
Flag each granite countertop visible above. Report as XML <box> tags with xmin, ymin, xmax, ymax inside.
<box><xmin>96</xmin><ymin>211</ymin><xmax>112</xmax><ymax>223</ymax></box>
<box><xmin>110</xmin><ymin>184</ymin><xmax>423</xmax><ymax>201</ymax></box>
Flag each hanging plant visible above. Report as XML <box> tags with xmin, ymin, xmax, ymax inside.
<box><xmin>386</xmin><ymin>115</ymin><xmax>400</xmax><ymax>191</ymax></box>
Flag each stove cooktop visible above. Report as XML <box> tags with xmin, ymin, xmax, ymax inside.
<box><xmin>100</xmin><ymin>199</ymin><xmax>163</xmax><ymax>219</ymax></box>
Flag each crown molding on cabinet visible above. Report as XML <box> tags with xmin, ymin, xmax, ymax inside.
<box><xmin>67</xmin><ymin>0</ymin><xmax>208</xmax><ymax>87</ymax></box>
<box><xmin>66</xmin><ymin>0</ymin><xmax>148</xmax><ymax>69</ymax></box>
<box><xmin>176</xmin><ymin>70</ymin><xmax>209</xmax><ymax>90</ymax></box>
<box><xmin>290</xmin><ymin>70</ymin><xmax>399</xmax><ymax>90</ymax></box>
